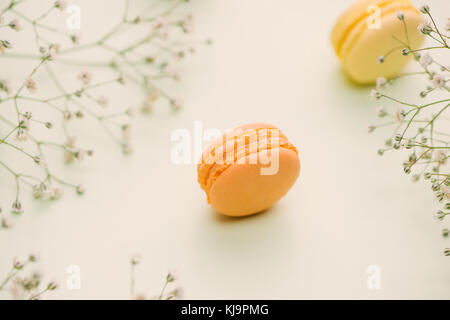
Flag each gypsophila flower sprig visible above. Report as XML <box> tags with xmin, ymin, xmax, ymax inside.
<box><xmin>0</xmin><ymin>0</ymin><xmax>209</xmax><ymax>227</ymax></box>
<box><xmin>369</xmin><ymin>5</ymin><xmax>450</xmax><ymax>254</ymax></box>
<box><xmin>0</xmin><ymin>254</ymin><xmax>58</xmax><ymax>300</ymax></box>
<box><xmin>129</xmin><ymin>255</ymin><xmax>183</xmax><ymax>300</ymax></box>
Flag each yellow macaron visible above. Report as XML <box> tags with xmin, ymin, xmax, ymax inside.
<box><xmin>197</xmin><ymin>123</ymin><xmax>300</xmax><ymax>217</ymax></box>
<box><xmin>331</xmin><ymin>0</ymin><xmax>425</xmax><ymax>84</ymax></box>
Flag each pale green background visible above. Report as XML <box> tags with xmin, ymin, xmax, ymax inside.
<box><xmin>0</xmin><ymin>0</ymin><xmax>449</xmax><ymax>299</ymax></box>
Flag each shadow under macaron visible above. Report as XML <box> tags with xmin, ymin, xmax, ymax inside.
<box><xmin>209</xmin><ymin>205</ymin><xmax>275</xmax><ymax>223</ymax></box>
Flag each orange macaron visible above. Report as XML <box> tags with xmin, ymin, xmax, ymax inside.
<box><xmin>197</xmin><ymin>123</ymin><xmax>301</xmax><ymax>217</ymax></box>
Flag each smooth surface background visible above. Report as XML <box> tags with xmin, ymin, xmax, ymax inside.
<box><xmin>0</xmin><ymin>0</ymin><xmax>449</xmax><ymax>299</ymax></box>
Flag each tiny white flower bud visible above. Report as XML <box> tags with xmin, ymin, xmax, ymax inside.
<box><xmin>432</xmin><ymin>74</ymin><xmax>445</xmax><ymax>89</ymax></box>
<box><xmin>24</xmin><ymin>77</ymin><xmax>37</xmax><ymax>93</ymax></box>
<box><xmin>54</xmin><ymin>0</ymin><xmax>67</xmax><ymax>10</ymax></box>
<box><xmin>13</xmin><ymin>258</ymin><xmax>24</xmax><ymax>269</ymax></box>
<box><xmin>76</xmin><ymin>185</ymin><xmax>85</xmax><ymax>195</ymax></box>
<box><xmin>12</xmin><ymin>200</ymin><xmax>23</xmax><ymax>214</ymax></box>
<box><xmin>419</xmin><ymin>5</ymin><xmax>430</xmax><ymax>14</ymax></box>
<box><xmin>419</xmin><ymin>52</ymin><xmax>432</xmax><ymax>68</ymax></box>
<box><xmin>97</xmin><ymin>96</ymin><xmax>109</xmax><ymax>107</ymax></box>
<box><xmin>9</xmin><ymin>19</ymin><xmax>21</xmax><ymax>31</ymax></box>
<box><xmin>130</xmin><ymin>254</ymin><xmax>141</xmax><ymax>265</ymax></box>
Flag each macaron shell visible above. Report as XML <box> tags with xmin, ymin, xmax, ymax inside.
<box><xmin>331</xmin><ymin>0</ymin><xmax>402</xmax><ymax>53</ymax></box>
<box><xmin>208</xmin><ymin>148</ymin><xmax>300</xmax><ymax>217</ymax></box>
<box><xmin>343</xmin><ymin>9</ymin><xmax>423</xmax><ymax>83</ymax></box>
<box><xmin>197</xmin><ymin>123</ymin><xmax>288</xmax><ymax>191</ymax></box>
<box><xmin>200</xmin><ymin>123</ymin><xmax>280</xmax><ymax>160</ymax></box>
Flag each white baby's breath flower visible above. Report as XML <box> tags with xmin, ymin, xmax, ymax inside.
<box><xmin>153</xmin><ymin>16</ymin><xmax>170</xmax><ymax>29</ymax></box>
<box><xmin>47</xmin><ymin>281</ymin><xmax>58</xmax><ymax>291</ymax></box>
<box><xmin>47</xmin><ymin>45</ymin><xmax>58</xmax><ymax>60</ymax></box>
<box><xmin>376</xmin><ymin>77</ymin><xmax>387</xmax><ymax>91</ymax></box>
<box><xmin>369</xmin><ymin>89</ymin><xmax>381</xmax><ymax>99</ymax></box>
<box><xmin>34</xmin><ymin>156</ymin><xmax>47</xmax><ymax>168</ymax></box>
<box><xmin>419</xmin><ymin>52</ymin><xmax>433</xmax><ymax>68</ymax></box>
<box><xmin>23</xmin><ymin>111</ymin><xmax>32</xmax><ymax>120</ymax></box>
<box><xmin>77</xmin><ymin>70</ymin><xmax>92</xmax><ymax>85</ymax></box>
<box><xmin>32</xmin><ymin>184</ymin><xmax>43</xmax><ymax>199</ymax></box>
<box><xmin>163</xmin><ymin>64</ymin><xmax>181</xmax><ymax>81</ymax></box>
<box><xmin>141</xmin><ymin>100</ymin><xmax>153</xmax><ymax>113</ymax></box>
<box><xmin>166</xmin><ymin>270</ymin><xmax>177</xmax><ymax>283</ymax></box>
<box><xmin>117</xmin><ymin>73</ymin><xmax>126</xmax><ymax>85</ymax></box>
<box><xmin>130</xmin><ymin>254</ymin><xmax>141</xmax><ymax>265</ymax></box>
<box><xmin>24</xmin><ymin>77</ymin><xmax>37</xmax><ymax>93</ymax></box>
<box><xmin>180</xmin><ymin>14</ymin><xmax>193</xmax><ymax>33</ymax></box>
<box><xmin>1</xmin><ymin>217</ymin><xmax>12</xmax><ymax>229</ymax></box>
<box><xmin>12</xmin><ymin>200</ymin><xmax>23</xmax><ymax>215</ymax></box>
<box><xmin>74</xmin><ymin>149</ymin><xmax>86</xmax><ymax>161</ymax></box>
<box><xmin>442</xmin><ymin>185</ymin><xmax>450</xmax><ymax>200</ymax></box>
<box><xmin>49</xmin><ymin>187</ymin><xmax>63</xmax><ymax>200</ymax></box>
<box><xmin>434</xmin><ymin>149</ymin><xmax>447</xmax><ymax>163</ymax></box>
<box><xmin>376</xmin><ymin>106</ymin><xmax>387</xmax><ymax>117</ymax></box>
<box><xmin>20</xmin><ymin>117</ymin><xmax>30</xmax><ymax>131</ymax></box>
<box><xmin>122</xmin><ymin>143</ymin><xmax>133</xmax><ymax>155</ymax></box>
<box><xmin>54</xmin><ymin>0</ymin><xmax>67</xmax><ymax>10</ymax></box>
<box><xmin>170</xmin><ymin>99</ymin><xmax>182</xmax><ymax>111</ymax></box>
<box><xmin>76</xmin><ymin>185</ymin><xmax>85</xmax><ymax>195</ymax></box>
<box><xmin>13</xmin><ymin>258</ymin><xmax>24</xmax><ymax>270</ymax></box>
<box><xmin>395</xmin><ymin>109</ymin><xmax>405</xmax><ymax>122</ymax></box>
<box><xmin>28</xmin><ymin>253</ymin><xmax>39</xmax><ymax>262</ymax></box>
<box><xmin>9</xmin><ymin>19</ymin><xmax>21</xmax><ymax>31</ymax></box>
<box><xmin>126</xmin><ymin>107</ymin><xmax>135</xmax><ymax>117</ymax></box>
<box><xmin>148</xmin><ymin>90</ymin><xmax>159</xmax><ymax>102</ymax></box>
<box><xmin>170</xmin><ymin>287</ymin><xmax>184</xmax><ymax>299</ymax></box>
<box><xmin>141</xmin><ymin>91</ymin><xmax>159</xmax><ymax>113</ymax></box>
<box><xmin>64</xmin><ymin>111</ymin><xmax>73</xmax><ymax>121</ymax></box>
<box><xmin>70</xmin><ymin>34</ymin><xmax>80</xmax><ymax>44</ymax></box>
<box><xmin>432</xmin><ymin>74</ymin><xmax>445</xmax><ymax>88</ymax></box>
<box><xmin>121</xmin><ymin>124</ymin><xmax>132</xmax><ymax>140</ymax></box>
<box><xmin>75</xmin><ymin>110</ymin><xmax>84</xmax><ymax>118</ymax></box>
<box><xmin>49</xmin><ymin>43</ymin><xmax>60</xmax><ymax>53</ymax></box>
<box><xmin>38</xmin><ymin>184</ymin><xmax>63</xmax><ymax>200</ymax></box>
<box><xmin>10</xmin><ymin>278</ymin><xmax>26</xmax><ymax>299</ymax></box>
<box><xmin>64</xmin><ymin>138</ymin><xmax>77</xmax><ymax>164</ymax></box>
<box><xmin>0</xmin><ymin>40</ymin><xmax>12</xmax><ymax>53</ymax></box>
<box><xmin>97</xmin><ymin>95</ymin><xmax>109</xmax><ymax>107</ymax></box>
<box><xmin>418</xmin><ymin>20</ymin><xmax>432</xmax><ymax>34</ymax></box>
<box><xmin>419</xmin><ymin>4</ymin><xmax>430</xmax><ymax>14</ymax></box>
<box><xmin>0</xmin><ymin>79</ymin><xmax>10</xmax><ymax>93</ymax></box>
<box><xmin>152</xmin><ymin>16</ymin><xmax>170</xmax><ymax>39</ymax></box>
<box><xmin>435</xmin><ymin>210</ymin><xmax>446</xmax><ymax>222</ymax></box>
<box><xmin>15</xmin><ymin>129</ymin><xmax>28</xmax><ymax>142</ymax></box>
